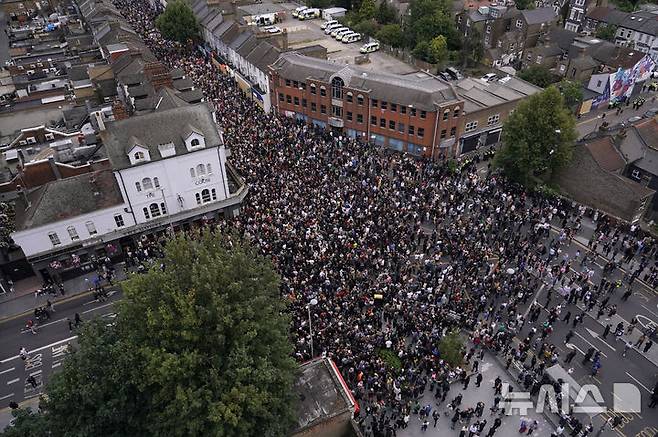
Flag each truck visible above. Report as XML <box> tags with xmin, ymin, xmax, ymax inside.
<box><xmin>322</xmin><ymin>7</ymin><xmax>347</xmax><ymax>21</ymax></box>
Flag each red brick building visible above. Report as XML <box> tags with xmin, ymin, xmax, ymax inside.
<box><xmin>269</xmin><ymin>53</ymin><xmax>465</xmax><ymax>159</ymax></box>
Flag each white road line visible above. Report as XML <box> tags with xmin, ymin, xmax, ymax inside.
<box><xmin>6</xmin><ymin>378</ymin><xmax>19</xmax><ymax>385</ymax></box>
<box><xmin>0</xmin><ymin>335</ymin><xmax>78</xmax><ymax>364</ymax></box>
<box><xmin>565</xmin><ymin>342</ymin><xmax>585</xmax><ymax>354</ymax></box>
<box><xmin>0</xmin><ymin>367</ymin><xmax>15</xmax><ymax>375</ymax></box>
<box><xmin>574</xmin><ymin>332</ymin><xmax>609</xmax><ymax>358</ymax></box>
<box><xmin>21</xmin><ymin>317</ymin><xmax>67</xmax><ymax>333</ymax></box>
<box><xmin>625</xmin><ymin>371</ymin><xmax>652</xmax><ymax>393</ymax></box>
<box><xmin>81</xmin><ymin>301</ymin><xmax>114</xmax><ymax>314</ymax></box>
<box><xmin>0</xmin><ymin>393</ymin><xmax>14</xmax><ymax>401</ymax></box>
<box><xmin>29</xmin><ymin>370</ymin><xmax>42</xmax><ymax>377</ymax></box>
<box><xmin>640</xmin><ymin>304</ymin><xmax>658</xmax><ymax>319</ymax></box>
<box><xmin>24</xmin><ymin>391</ymin><xmax>42</xmax><ymax>399</ymax></box>
<box><xmin>52</xmin><ymin>362</ymin><xmax>62</xmax><ymax>368</ymax></box>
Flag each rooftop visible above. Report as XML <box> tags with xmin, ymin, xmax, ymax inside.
<box><xmin>584</xmin><ymin>136</ymin><xmax>626</xmax><ymax>172</ymax></box>
<box><xmin>454</xmin><ymin>76</ymin><xmax>542</xmax><ymax>113</ymax></box>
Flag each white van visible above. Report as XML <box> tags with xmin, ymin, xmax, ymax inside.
<box><xmin>359</xmin><ymin>41</ymin><xmax>380</xmax><ymax>53</ymax></box>
<box><xmin>342</xmin><ymin>32</ymin><xmax>361</xmax><ymax>43</ymax></box>
<box><xmin>299</xmin><ymin>8</ymin><xmax>320</xmax><ymax>20</ymax></box>
<box><xmin>321</xmin><ymin>19</ymin><xmax>338</xmax><ymax>29</ymax></box>
<box><xmin>324</xmin><ymin>22</ymin><xmax>342</xmax><ymax>34</ymax></box>
<box><xmin>331</xmin><ymin>26</ymin><xmax>349</xmax><ymax>37</ymax></box>
<box><xmin>334</xmin><ymin>28</ymin><xmax>352</xmax><ymax>39</ymax></box>
<box><xmin>336</xmin><ymin>30</ymin><xmax>354</xmax><ymax>41</ymax></box>
<box><xmin>292</xmin><ymin>6</ymin><xmax>308</xmax><ymax>18</ymax></box>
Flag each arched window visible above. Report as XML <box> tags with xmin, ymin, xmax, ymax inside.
<box><xmin>142</xmin><ymin>178</ymin><xmax>153</xmax><ymax>190</ymax></box>
<box><xmin>346</xmin><ymin>91</ymin><xmax>353</xmax><ymax>103</ymax></box>
<box><xmin>310</xmin><ymin>83</ymin><xmax>317</xmax><ymax>94</ymax></box>
<box><xmin>149</xmin><ymin>203</ymin><xmax>161</xmax><ymax>217</ymax></box>
<box><xmin>143</xmin><ymin>207</ymin><xmax>150</xmax><ymax>219</ymax></box>
<box><xmin>135</xmin><ymin>182</ymin><xmax>142</xmax><ymax>192</ymax></box>
<box><xmin>196</xmin><ymin>164</ymin><xmax>206</xmax><ymax>175</ymax></box>
<box><xmin>320</xmin><ymin>86</ymin><xmax>326</xmax><ymax>97</ymax></box>
<box><xmin>211</xmin><ymin>188</ymin><xmax>217</xmax><ymax>200</ymax></box>
<box><xmin>443</xmin><ymin>109</ymin><xmax>450</xmax><ymax>121</ymax></box>
<box><xmin>357</xmin><ymin>94</ymin><xmax>364</xmax><ymax>106</ymax></box>
<box><xmin>206</xmin><ymin>163</ymin><xmax>212</xmax><ymax>174</ymax></box>
<box><xmin>331</xmin><ymin>77</ymin><xmax>344</xmax><ymax>99</ymax></box>
<box><xmin>191</xmin><ymin>138</ymin><xmax>200</xmax><ymax>148</ymax></box>
<box><xmin>153</xmin><ymin>177</ymin><xmax>160</xmax><ymax>188</ymax></box>
<box><xmin>453</xmin><ymin>106</ymin><xmax>461</xmax><ymax>118</ymax></box>
<box><xmin>201</xmin><ymin>189</ymin><xmax>211</xmax><ymax>203</ymax></box>
<box><xmin>134</xmin><ymin>151</ymin><xmax>144</xmax><ymax>161</ymax></box>
<box><xmin>195</xmin><ymin>193</ymin><xmax>202</xmax><ymax>205</ymax></box>
<box><xmin>190</xmin><ymin>168</ymin><xmax>196</xmax><ymax>178</ymax></box>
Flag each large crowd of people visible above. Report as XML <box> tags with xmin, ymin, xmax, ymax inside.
<box><xmin>110</xmin><ymin>1</ymin><xmax>658</xmax><ymax>434</ymax></box>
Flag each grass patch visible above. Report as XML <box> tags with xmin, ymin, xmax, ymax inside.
<box><xmin>378</xmin><ymin>348</ymin><xmax>402</xmax><ymax>371</ymax></box>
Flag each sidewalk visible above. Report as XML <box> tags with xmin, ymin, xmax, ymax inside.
<box><xmin>0</xmin><ymin>265</ymin><xmax>127</xmax><ymax>322</ymax></box>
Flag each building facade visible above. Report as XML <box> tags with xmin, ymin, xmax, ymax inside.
<box><xmin>584</xmin><ymin>8</ymin><xmax>658</xmax><ymax>60</ymax></box>
<box><xmin>269</xmin><ymin>53</ymin><xmax>465</xmax><ymax>159</ymax></box>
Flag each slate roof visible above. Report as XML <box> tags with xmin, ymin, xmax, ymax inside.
<box><xmin>454</xmin><ymin>76</ymin><xmax>542</xmax><ymax>113</ymax></box>
<box><xmin>270</xmin><ymin>53</ymin><xmax>460</xmax><ymax>111</ymax></box>
<box><xmin>14</xmin><ymin>170</ymin><xmax>124</xmax><ymax>231</ymax></box>
<box><xmin>100</xmin><ymin>103</ymin><xmax>222</xmax><ymax>170</ymax></box>
<box><xmin>521</xmin><ymin>7</ymin><xmax>557</xmax><ymax>25</ymax></box>
<box><xmin>246</xmin><ymin>41</ymin><xmax>282</xmax><ymax>72</ymax></box>
<box><xmin>584</xmin><ymin>136</ymin><xmax>626</xmax><ymax>172</ymax></box>
<box><xmin>587</xmin><ymin>7</ymin><xmax>658</xmax><ymax>35</ymax></box>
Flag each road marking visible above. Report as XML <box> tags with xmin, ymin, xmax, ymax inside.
<box><xmin>640</xmin><ymin>304</ymin><xmax>658</xmax><ymax>319</ymax></box>
<box><xmin>81</xmin><ymin>301</ymin><xmax>114</xmax><ymax>314</ymax></box>
<box><xmin>574</xmin><ymin>331</ymin><xmax>609</xmax><ymax>357</ymax></box>
<box><xmin>0</xmin><ymin>393</ymin><xmax>14</xmax><ymax>401</ymax></box>
<box><xmin>625</xmin><ymin>372</ymin><xmax>651</xmax><ymax>393</ymax></box>
<box><xmin>584</xmin><ymin>327</ymin><xmax>617</xmax><ymax>351</ymax></box>
<box><xmin>29</xmin><ymin>370</ymin><xmax>42</xmax><ymax>377</ymax></box>
<box><xmin>0</xmin><ymin>336</ymin><xmax>78</xmax><ymax>364</ymax></box>
<box><xmin>0</xmin><ymin>367</ymin><xmax>15</xmax><ymax>375</ymax></box>
<box><xmin>6</xmin><ymin>378</ymin><xmax>19</xmax><ymax>385</ymax></box>
<box><xmin>24</xmin><ymin>391</ymin><xmax>42</xmax><ymax>399</ymax></box>
<box><xmin>565</xmin><ymin>342</ymin><xmax>584</xmax><ymax>354</ymax></box>
<box><xmin>52</xmin><ymin>362</ymin><xmax>62</xmax><ymax>368</ymax></box>
<box><xmin>21</xmin><ymin>317</ymin><xmax>67</xmax><ymax>333</ymax></box>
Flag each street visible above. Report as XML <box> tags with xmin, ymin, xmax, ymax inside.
<box><xmin>0</xmin><ymin>289</ymin><xmax>121</xmax><ymax>411</ymax></box>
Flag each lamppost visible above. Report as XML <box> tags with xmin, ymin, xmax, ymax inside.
<box><xmin>307</xmin><ymin>298</ymin><xmax>318</xmax><ymax>357</ymax></box>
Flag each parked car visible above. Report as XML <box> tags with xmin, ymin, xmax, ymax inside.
<box><xmin>628</xmin><ymin>115</ymin><xmax>643</xmax><ymax>124</ymax></box>
<box><xmin>342</xmin><ymin>32</ymin><xmax>361</xmax><ymax>43</ymax></box>
<box><xmin>438</xmin><ymin>71</ymin><xmax>452</xmax><ymax>81</ymax></box>
<box><xmin>261</xmin><ymin>25</ymin><xmax>282</xmax><ymax>34</ymax></box>
<box><xmin>331</xmin><ymin>26</ymin><xmax>349</xmax><ymax>37</ymax></box>
<box><xmin>299</xmin><ymin>8</ymin><xmax>320</xmax><ymax>20</ymax></box>
<box><xmin>480</xmin><ymin>73</ymin><xmax>499</xmax><ymax>82</ymax></box>
<box><xmin>334</xmin><ymin>28</ymin><xmax>352</xmax><ymax>39</ymax></box>
<box><xmin>292</xmin><ymin>6</ymin><xmax>308</xmax><ymax>17</ymax></box>
<box><xmin>359</xmin><ymin>41</ymin><xmax>380</xmax><ymax>53</ymax></box>
<box><xmin>446</xmin><ymin>67</ymin><xmax>463</xmax><ymax>80</ymax></box>
<box><xmin>643</xmin><ymin>107</ymin><xmax>658</xmax><ymax>118</ymax></box>
<box><xmin>321</xmin><ymin>19</ymin><xmax>338</xmax><ymax>29</ymax></box>
<box><xmin>324</xmin><ymin>22</ymin><xmax>342</xmax><ymax>34</ymax></box>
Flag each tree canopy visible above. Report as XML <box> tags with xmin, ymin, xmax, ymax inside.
<box><xmin>556</xmin><ymin>80</ymin><xmax>583</xmax><ymax>109</ymax></box>
<box><xmin>376</xmin><ymin>23</ymin><xmax>404</xmax><ymax>47</ymax></box>
<box><xmin>5</xmin><ymin>232</ymin><xmax>298</xmax><ymax>437</ymax></box>
<box><xmin>495</xmin><ymin>87</ymin><xmax>578</xmax><ymax>186</ymax></box>
<box><xmin>518</xmin><ymin>65</ymin><xmax>560</xmax><ymax>88</ymax></box>
<box><xmin>439</xmin><ymin>331</ymin><xmax>464</xmax><ymax>367</ymax></box>
<box><xmin>595</xmin><ymin>24</ymin><xmax>618</xmax><ymax>42</ymax></box>
<box><xmin>155</xmin><ymin>0</ymin><xmax>200</xmax><ymax>43</ymax></box>
<box><xmin>0</xmin><ymin>202</ymin><xmax>15</xmax><ymax>249</ymax></box>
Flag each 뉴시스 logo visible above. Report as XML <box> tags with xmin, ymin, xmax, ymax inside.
<box><xmin>501</xmin><ymin>382</ymin><xmax>642</xmax><ymax>415</ymax></box>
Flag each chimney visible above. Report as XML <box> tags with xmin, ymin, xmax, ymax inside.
<box><xmin>144</xmin><ymin>62</ymin><xmax>173</xmax><ymax>91</ymax></box>
<box><xmin>112</xmin><ymin>100</ymin><xmax>129</xmax><ymax>121</ymax></box>
<box><xmin>16</xmin><ymin>185</ymin><xmax>30</xmax><ymax>209</ymax></box>
<box><xmin>48</xmin><ymin>156</ymin><xmax>62</xmax><ymax>180</ymax></box>
<box><xmin>16</xmin><ymin>149</ymin><xmax>25</xmax><ymax>168</ymax></box>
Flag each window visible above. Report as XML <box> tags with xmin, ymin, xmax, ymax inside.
<box><xmin>391</xmin><ymin>103</ymin><xmax>397</xmax><ymax>112</ymax></box>
<box><xmin>440</xmin><ymin>129</ymin><xmax>447</xmax><ymax>139</ymax></box>
<box><xmin>332</xmin><ymin>105</ymin><xmax>342</xmax><ymax>117</ymax></box>
<box><xmin>285</xmin><ymin>79</ymin><xmax>291</xmax><ymax>87</ymax></box>
<box><xmin>196</xmin><ymin>164</ymin><xmax>206</xmax><ymax>175</ymax></box>
<box><xmin>347</xmin><ymin>111</ymin><xmax>353</xmax><ymax>121</ymax></box>
<box><xmin>516</xmin><ymin>19</ymin><xmax>523</xmax><ymax>28</ymax></box>
<box><xmin>389</xmin><ymin>120</ymin><xmax>395</xmax><ymax>130</ymax></box>
<box><xmin>114</xmin><ymin>214</ymin><xmax>125</xmax><ymax>227</ymax></box>
<box><xmin>320</xmin><ymin>105</ymin><xmax>327</xmax><ymax>114</ymax></box>
<box><xmin>293</xmin><ymin>80</ymin><xmax>299</xmax><ymax>88</ymax></box>
<box><xmin>301</xmin><ymin>82</ymin><xmax>306</xmax><ymax>90</ymax></box>
<box><xmin>160</xmin><ymin>202</ymin><xmax>167</xmax><ymax>215</ymax></box>
<box><xmin>401</xmin><ymin>106</ymin><xmax>407</xmax><ymax>114</ymax></box>
<box><xmin>453</xmin><ymin>106</ymin><xmax>460</xmax><ymax>118</ymax></box>
<box><xmin>311</xmin><ymin>84</ymin><xmax>317</xmax><ymax>94</ymax></box>
<box><xmin>331</xmin><ymin>77</ymin><xmax>344</xmax><ymax>99</ymax></box>
<box><xmin>211</xmin><ymin>189</ymin><xmax>217</xmax><ymax>200</ymax></box>
<box><xmin>135</xmin><ymin>181</ymin><xmax>142</xmax><ymax>192</ymax></box>
<box><xmin>196</xmin><ymin>193</ymin><xmax>202</xmax><ymax>205</ymax></box>
<box><xmin>486</xmin><ymin>25</ymin><xmax>491</xmax><ymax>34</ymax></box>
<box><xmin>302</xmin><ymin>98</ymin><xmax>307</xmax><ymax>107</ymax></box>
<box><xmin>320</xmin><ymin>86</ymin><xmax>326</xmax><ymax>97</ymax></box>
<box><xmin>357</xmin><ymin>95</ymin><xmax>364</xmax><ymax>105</ymax></box>
<box><xmin>149</xmin><ymin>203</ymin><xmax>161</xmax><ymax>218</ymax></box>
<box><xmin>465</xmin><ymin>121</ymin><xmax>478</xmax><ymax>132</ymax></box>
<box><xmin>380</xmin><ymin>118</ymin><xmax>386</xmax><ymax>128</ymax></box>
<box><xmin>134</xmin><ymin>151</ymin><xmax>145</xmax><ymax>161</ymax></box>
<box><xmin>596</xmin><ymin>80</ymin><xmax>602</xmax><ymax>87</ymax></box>
<box><xmin>631</xmin><ymin>169</ymin><xmax>641</xmax><ymax>179</ymax></box>
<box><xmin>143</xmin><ymin>207</ymin><xmax>150</xmax><ymax>219</ymax></box>
<box><xmin>418</xmin><ymin>127</ymin><xmax>425</xmax><ymax>138</ymax></box>
<box><xmin>286</xmin><ymin>95</ymin><xmax>292</xmax><ymax>104</ymax></box>
<box><xmin>357</xmin><ymin>114</ymin><xmax>363</xmax><ymax>123</ymax></box>
<box><xmin>371</xmin><ymin>115</ymin><xmax>377</xmax><ymax>125</ymax></box>
<box><xmin>153</xmin><ymin>177</ymin><xmax>160</xmax><ymax>188</ymax></box>
<box><xmin>408</xmin><ymin>125</ymin><xmax>415</xmax><ymax>135</ymax></box>
<box><xmin>311</xmin><ymin>102</ymin><xmax>317</xmax><ymax>112</ymax></box>
<box><xmin>381</xmin><ymin>101</ymin><xmax>388</xmax><ymax>110</ymax></box>
<box><xmin>201</xmin><ymin>189</ymin><xmax>211</xmax><ymax>203</ymax></box>
<box><xmin>142</xmin><ymin>178</ymin><xmax>153</xmax><ymax>190</ymax></box>
<box><xmin>294</xmin><ymin>96</ymin><xmax>299</xmax><ymax>106</ymax></box>
<box><xmin>190</xmin><ymin>138</ymin><xmax>200</xmax><ymax>148</ymax></box>
<box><xmin>371</xmin><ymin>99</ymin><xmax>378</xmax><ymax>108</ymax></box>
<box><xmin>420</xmin><ymin>110</ymin><xmax>427</xmax><ymax>119</ymax></box>
<box><xmin>207</xmin><ymin>163</ymin><xmax>212</xmax><ymax>174</ymax></box>
<box><xmin>487</xmin><ymin>114</ymin><xmax>500</xmax><ymax>126</ymax></box>
<box><xmin>346</xmin><ymin>92</ymin><xmax>353</xmax><ymax>103</ymax></box>
<box><xmin>443</xmin><ymin>109</ymin><xmax>450</xmax><ymax>121</ymax></box>
<box><xmin>450</xmin><ymin>126</ymin><xmax>457</xmax><ymax>137</ymax></box>
<box><xmin>85</xmin><ymin>221</ymin><xmax>97</xmax><ymax>235</ymax></box>
<box><xmin>48</xmin><ymin>232</ymin><xmax>61</xmax><ymax>246</ymax></box>
<box><xmin>398</xmin><ymin>122</ymin><xmax>405</xmax><ymax>133</ymax></box>
<box><xmin>279</xmin><ymin>92</ymin><xmax>284</xmax><ymax>102</ymax></box>
<box><xmin>410</xmin><ymin>108</ymin><xmax>417</xmax><ymax>117</ymax></box>
<box><xmin>67</xmin><ymin>226</ymin><xmax>79</xmax><ymax>241</ymax></box>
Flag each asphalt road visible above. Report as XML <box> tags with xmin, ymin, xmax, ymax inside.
<box><xmin>0</xmin><ymin>289</ymin><xmax>122</xmax><ymax>410</ymax></box>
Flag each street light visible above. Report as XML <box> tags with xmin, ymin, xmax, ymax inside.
<box><xmin>307</xmin><ymin>298</ymin><xmax>318</xmax><ymax>357</ymax></box>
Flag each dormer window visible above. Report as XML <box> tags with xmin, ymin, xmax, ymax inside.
<box><xmin>134</xmin><ymin>151</ymin><xmax>145</xmax><ymax>161</ymax></box>
<box><xmin>191</xmin><ymin>139</ymin><xmax>200</xmax><ymax>148</ymax></box>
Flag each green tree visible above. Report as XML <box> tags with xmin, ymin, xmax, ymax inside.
<box><xmin>460</xmin><ymin>28</ymin><xmax>484</xmax><ymax>68</ymax></box>
<box><xmin>439</xmin><ymin>331</ymin><xmax>464</xmax><ymax>367</ymax></box>
<box><xmin>358</xmin><ymin>0</ymin><xmax>377</xmax><ymax>21</ymax></box>
<box><xmin>376</xmin><ymin>23</ymin><xmax>404</xmax><ymax>47</ymax></box>
<box><xmin>496</xmin><ymin>87</ymin><xmax>578</xmax><ymax>186</ymax></box>
<box><xmin>155</xmin><ymin>0</ymin><xmax>200</xmax><ymax>43</ymax></box>
<box><xmin>518</xmin><ymin>65</ymin><xmax>559</xmax><ymax>88</ymax></box>
<box><xmin>404</xmin><ymin>0</ymin><xmax>459</xmax><ymax>50</ymax></box>
<box><xmin>556</xmin><ymin>80</ymin><xmax>583</xmax><ymax>109</ymax></box>
<box><xmin>515</xmin><ymin>0</ymin><xmax>535</xmax><ymax>9</ymax></box>
<box><xmin>8</xmin><ymin>232</ymin><xmax>298</xmax><ymax>437</ymax></box>
<box><xmin>376</xmin><ymin>0</ymin><xmax>398</xmax><ymax>24</ymax></box>
<box><xmin>0</xmin><ymin>201</ymin><xmax>15</xmax><ymax>249</ymax></box>
<box><xmin>428</xmin><ymin>35</ymin><xmax>448</xmax><ymax>65</ymax></box>
<box><xmin>412</xmin><ymin>40</ymin><xmax>431</xmax><ymax>61</ymax></box>
<box><xmin>595</xmin><ymin>24</ymin><xmax>618</xmax><ymax>41</ymax></box>
<box><xmin>353</xmin><ymin>19</ymin><xmax>379</xmax><ymax>36</ymax></box>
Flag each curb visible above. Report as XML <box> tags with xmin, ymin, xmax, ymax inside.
<box><xmin>0</xmin><ymin>291</ymin><xmax>95</xmax><ymax>325</ymax></box>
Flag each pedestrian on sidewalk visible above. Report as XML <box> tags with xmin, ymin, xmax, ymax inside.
<box><xmin>46</xmin><ymin>299</ymin><xmax>55</xmax><ymax>313</ymax></box>
<box><xmin>19</xmin><ymin>347</ymin><xmax>28</xmax><ymax>361</ymax></box>
<box><xmin>635</xmin><ymin>334</ymin><xmax>646</xmax><ymax>348</ymax></box>
<box><xmin>602</xmin><ymin>324</ymin><xmax>611</xmax><ymax>339</ymax></box>
<box><xmin>526</xmin><ymin>419</ymin><xmax>538</xmax><ymax>435</ymax></box>
<box><xmin>565</xmin><ymin>330</ymin><xmax>574</xmax><ymax>344</ymax></box>
<box><xmin>622</xmin><ymin>340</ymin><xmax>633</xmax><ymax>357</ymax></box>
<box><xmin>476</xmin><ymin>373</ymin><xmax>483</xmax><ymax>387</ymax></box>
<box><xmin>643</xmin><ymin>339</ymin><xmax>653</xmax><ymax>353</ymax></box>
<box><xmin>74</xmin><ymin>312</ymin><xmax>82</xmax><ymax>328</ymax></box>
<box><xmin>564</xmin><ymin>349</ymin><xmax>577</xmax><ymax>363</ymax></box>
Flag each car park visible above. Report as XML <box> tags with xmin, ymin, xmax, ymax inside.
<box><xmin>359</xmin><ymin>41</ymin><xmax>380</xmax><ymax>53</ymax></box>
